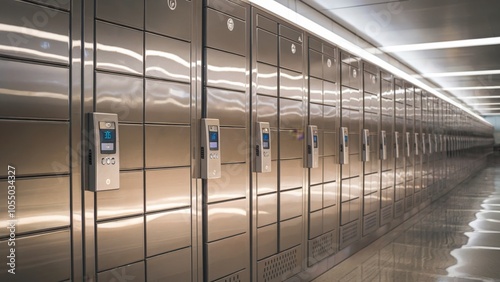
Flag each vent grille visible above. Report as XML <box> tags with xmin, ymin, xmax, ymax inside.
<box><xmin>309</xmin><ymin>231</ymin><xmax>336</xmax><ymax>264</ymax></box>
<box><xmin>340</xmin><ymin>221</ymin><xmax>358</xmax><ymax>248</ymax></box>
<box><xmin>363</xmin><ymin>213</ymin><xmax>378</xmax><ymax>235</ymax></box>
<box><xmin>259</xmin><ymin>248</ymin><xmax>300</xmax><ymax>282</ymax></box>
<box><xmin>217</xmin><ymin>272</ymin><xmax>242</xmax><ymax>282</ymax></box>
<box><xmin>380</xmin><ymin>205</ymin><xmax>392</xmax><ymax>226</ymax></box>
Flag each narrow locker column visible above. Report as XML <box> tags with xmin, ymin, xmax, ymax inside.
<box><xmin>404</xmin><ymin>82</ymin><xmax>415</xmax><ymax>212</ymax></box>
<box><xmin>252</xmin><ymin>11</ymin><xmax>306</xmax><ymax>281</ymax></box>
<box><xmin>339</xmin><ymin>51</ymin><xmax>362</xmax><ymax>248</ymax></box>
<box><xmin>306</xmin><ymin>37</ymin><xmax>339</xmax><ymax>265</ymax></box>
<box><xmin>362</xmin><ymin>63</ymin><xmax>380</xmax><ymax>236</ymax></box>
<box><xmin>421</xmin><ymin>92</ymin><xmax>431</xmax><ymax>200</ymax></box>
<box><xmin>204</xmin><ymin>1</ymin><xmax>251</xmax><ymax>281</ymax></box>
<box><xmin>379</xmin><ymin>72</ymin><xmax>394</xmax><ymax>226</ymax></box>
<box><xmin>413</xmin><ymin>88</ymin><xmax>423</xmax><ymax>206</ymax></box>
<box><xmin>88</xmin><ymin>0</ymin><xmax>195</xmax><ymax>280</ymax></box>
<box><xmin>393</xmin><ymin>79</ymin><xmax>405</xmax><ymax>218</ymax></box>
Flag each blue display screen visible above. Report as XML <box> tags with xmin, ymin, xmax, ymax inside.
<box><xmin>100</xmin><ymin>128</ymin><xmax>116</xmax><ymax>154</ymax></box>
<box><xmin>209</xmin><ymin>130</ymin><xmax>219</xmax><ymax>150</ymax></box>
<box><xmin>344</xmin><ymin>135</ymin><xmax>349</xmax><ymax>147</ymax></box>
<box><xmin>313</xmin><ymin>135</ymin><xmax>318</xmax><ymax>148</ymax></box>
<box><xmin>263</xmin><ymin>133</ymin><xmax>270</xmax><ymax>149</ymax></box>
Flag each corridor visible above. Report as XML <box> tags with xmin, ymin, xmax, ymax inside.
<box><xmin>313</xmin><ymin>154</ymin><xmax>500</xmax><ymax>281</ymax></box>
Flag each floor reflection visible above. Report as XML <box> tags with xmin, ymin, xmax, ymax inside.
<box><xmin>313</xmin><ymin>154</ymin><xmax>500</xmax><ymax>282</ymax></box>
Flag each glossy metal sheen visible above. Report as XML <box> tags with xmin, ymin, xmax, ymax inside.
<box><xmin>207</xmin><ymin>199</ymin><xmax>247</xmax><ymax>242</ymax></box>
<box><xmin>256</xmin><ymin>94</ymin><xmax>278</xmax><ymax>127</ymax></box>
<box><xmin>146</xmin><ymin>208</ymin><xmax>191</xmax><ymax>256</ymax></box>
<box><xmin>258</xmin><ymin>193</ymin><xmax>278</xmax><ymax>227</ymax></box>
<box><xmin>145</xmin><ymin>33</ymin><xmax>191</xmax><ymax>83</ymax></box>
<box><xmin>97</xmin><ymin>216</ymin><xmax>144</xmax><ymax>271</ymax></box>
<box><xmin>206</xmin><ymin>8</ymin><xmax>246</xmax><ymax>55</ymax></box>
<box><xmin>0</xmin><ymin>230</ymin><xmax>71</xmax><ymax>281</ymax></box>
<box><xmin>98</xmin><ymin>261</ymin><xmax>145</xmax><ymax>282</ymax></box>
<box><xmin>257</xmin><ymin>29</ymin><xmax>278</xmax><ymax>65</ymax></box>
<box><xmin>206</xmin><ymin>48</ymin><xmax>246</xmax><ymax>92</ymax></box>
<box><xmin>96</xmin><ymin>171</ymin><xmax>144</xmax><ymax>220</ymax></box>
<box><xmin>0</xmin><ymin>59</ymin><xmax>69</xmax><ymax>120</ymax></box>
<box><xmin>280</xmin><ymin>98</ymin><xmax>304</xmax><ymax>128</ymax></box>
<box><xmin>280</xmin><ymin>216</ymin><xmax>303</xmax><ymax>251</ymax></box>
<box><xmin>96</xmin><ymin>0</ymin><xmax>144</xmax><ymax>29</ymax></box>
<box><xmin>145</xmin><ymin>79</ymin><xmax>191</xmax><ymax>124</ymax></box>
<box><xmin>146</xmin><ymin>247</ymin><xmax>192</xmax><ymax>282</ymax></box>
<box><xmin>257</xmin><ymin>224</ymin><xmax>278</xmax><ymax>260</ymax></box>
<box><xmin>257</xmin><ymin>161</ymin><xmax>278</xmax><ymax>194</ymax></box>
<box><xmin>207</xmin><ymin>163</ymin><xmax>247</xmax><ymax>203</ymax></box>
<box><xmin>145</xmin><ymin>125</ymin><xmax>190</xmax><ymax>168</ymax></box>
<box><xmin>145</xmin><ymin>0</ymin><xmax>192</xmax><ymax>41</ymax></box>
<box><xmin>95</xmin><ymin>21</ymin><xmax>143</xmax><ymax>75</ymax></box>
<box><xmin>207</xmin><ymin>233</ymin><xmax>249</xmax><ymax>281</ymax></box>
<box><xmin>0</xmin><ymin>120</ymin><xmax>69</xmax><ymax>177</ymax></box>
<box><xmin>280</xmin><ymin>159</ymin><xmax>304</xmax><ymax>190</ymax></box>
<box><xmin>95</xmin><ymin>72</ymin><xmax>143</xmax><ymax>122</ymax></box>
<box><xmin>280</xmin><ymin>188</ymin><xmax>303</xmax><ymax>220</ymax></box>
<box><xmin>0</xmin><ymin>0</ymin><xmax>69</xmax><ymax>64</ymax></box>
<box><xmin>145</xmin><ymin>167</ymin><xmax>191</xmax><ymax>212</ymax></box>
<box><xmin>256</xmin><ymin>63</ymin><xmax>278</xmax><ymax>96</ymax></box>
<box><xmin>118</xmin><ymin>124</ymin><xmax>144</xmax><ymax>170</ymax></box>
<box><xmin>207</xmin><ymin>88</ymin><xmax>246</xmax><ymax>127</ymax></box>
<box><xmin>0</xmin><ymin>177</ymin><xmax>70</xmax><ymax>236</ymax></box>
<box><xmin>279</xmin><ymin>37</ymin><xmax>303</xmax><ymax>73</ymax></box>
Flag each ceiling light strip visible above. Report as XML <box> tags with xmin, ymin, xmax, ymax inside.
<box><xmin>438</xmin><ymin>86</ymin><xmax>500</xmax><ymax>91</ymax></box>
<box><xmin>416</xmin><ymin>69</ymin><xmax>500</xmax><ymax>78</ymax></box>
<box><xmin>379</xmin><ymin>37</ymin><xmax>500</xmax><ymax>53</ymax></box>
<box><xmin>248</xmin><ymin>0</ymin><xmax>488</xmax><ymax>123</ymax></box>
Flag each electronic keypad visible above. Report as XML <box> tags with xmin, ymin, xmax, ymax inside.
<box><xmin>256</xmin><ymin>122</ymin><xmax>272</xmax><ymax>173</ymax></box>
<box><xmin>307</xmin><ymin>125</ymin><xmax>319</xmax><ymax>168</ymax></box>
<box><xmin>201</xmin><ymin>118</ymin><xmax>221</xmax><ymax>179</ymax></box>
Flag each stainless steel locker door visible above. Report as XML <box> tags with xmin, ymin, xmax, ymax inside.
<box><xmin>339</xmin><ymin>52</ymin><xmax>362</xmax><ymax>249</ymax></box>
<box><xmin>252</xmin><ymin>11</ymin><xmax>306</xmax><ymax>282</ymax></box>
<box><xmin>394</xmin><ymin>79</ymin><xmax>405</xmax><ymax>218</ymax></box>
<box><xmin>404</xmin><ymin>82</ymin><xmax>415</xmax><ymax>212</ymax></box>
<box><xmin>205</xmin><ymin>1</ymin><xmax>251</xmax><ymax>281</ymax></box>
<box><xmin>380</xmin><ymin>72</ymin><xmax>394</xmax><ymax>226</ymax></box>
<box><xmin>362</xmin><ymin>65</ymin><xmax>380</xmax><ymax>236</ymax></box>
<box><xmin>307</xmin><ymin>37</ymin><xmax>339</xmax><ymax>266</ymax></box>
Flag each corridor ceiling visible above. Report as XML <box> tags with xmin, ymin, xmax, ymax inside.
<box><xmin>300</xmin><ymin>0</ymin><xmax>500</xmax><ymax>116</ymax></box>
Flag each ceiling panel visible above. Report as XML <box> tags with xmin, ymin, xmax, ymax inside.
<box><xmin>301</xmin><ymin>0</ymin><xmax>500</xmax><ymax>116</ymax></box>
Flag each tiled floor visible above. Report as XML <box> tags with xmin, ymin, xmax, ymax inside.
<box><xmin>313</xmin><ymin>154</ymin><xmax>500</xmax><ymax>281</ymax></box>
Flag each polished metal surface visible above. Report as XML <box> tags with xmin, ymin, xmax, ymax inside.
<box><xmin>206</xmin><ymin>48</ymin><xmax>246</xmax><ymax>92</ymax></box>
<box><xmin>95</xmin><ymin>21</ymin><xmax>143</xmax><ymax>75</ymax></box>
<box><xmin>0</xmin><ymin>177</ymin><xmax>70</xmax><ymax>236</ymax></box>
<box><xmin>0</xmin><ymin>59</ymin><xmax>69</xmax><ymax>120</ymax></box>
<box><xmin>145</xmin><ymin>33</ymin><xmax>191</xmax><ymax>83</ymax></box>
<box><xmin>118</xmin><ymin>124</ymin><xmax>144</xmax><ymax>170</ymax></box>
<box><xmin>145</xmin><ymin>167</ymin><xmax>191</xmax><ymax>212</ymax></box>
<box><xmin>0</xmin><ymin>230</ymin><xmax>71</xmax><ymax>281</ymax></box>
<box><xmin>0</xmin><ymin>120</ymin><xmax>69</xmax><ymax>177</ymax></box>
<box><xmin>207</xmin><ymin>233</ymin><xmax>249</xmax><ymax>281</ymax></box>
<box><xmin>145</xmin><ymin>79</ymin><xmax>191</xmax><ymax>124</ymax></box>
<box><xmin>145</xmin><ymin>125</ymin><xmax>191</xmax><ymax>168</ymax></box>
<box><xmin>206</xmin><ymin>8</ymin><xmax>246</xmax><ymax>55</ymax></box>
<box><xmin>146</xmin><ymin>247</ymin><xmax>192</xmax><ymax>282</ymax></box>
<box><xmin>95</xmin><ymin>71</ymin><xmax>143</xmax><ymax>122</ymax></box>
<box><xmin>0</xmin><ymin>0</ymin><xmax>69</xmax><ymax>64</ymax></box>
<box><xmin>96</xmin><ymin>0</ymin><xmax>144</xmax><ymax>29</ymax></box>
<box><xmin>96</xmin><ymin>216</ymin><xmax>144</xmax><ymax>271</ymax></box>
<box><xmin>207</xmin><ymin>88</ymin><xmax>246</xmax><ymax>127</ymax></box>
<box><xmin>145</xmin><ymin>0</ymin><xmax>192</xmax><ymax>41</ymax></box>
<box><xmin>146</xmin><ymin>208</ymin><xmax>191</xmax><ymax>256</ymax></box>
<box><xmin>280</xmin><ymin>216</ymin><xmax>303</xmax><ymax>251</ymax></box>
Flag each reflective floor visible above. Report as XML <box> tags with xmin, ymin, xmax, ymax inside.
<box><xmin>313</xmin><ymin>154</ymin><xmax>500</xmax><ymax>282</ymax></box>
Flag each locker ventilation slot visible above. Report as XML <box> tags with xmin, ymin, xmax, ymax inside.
<box><xmin>215</xmin><ymin>271</ymin><xmax>242</xmax><ymax>282</ymax></box>
<box><xmin>309</xmin><ymin>231</ymin><xmax>336</xmax><ymax>264</ymax></box>
<box><xmin>260</xmin><ymin>248</ymin><xmax>299</xmax><ymax>282</ymax></box>
<box><xmin>394</xmin><ymin>201</ymin><xmax>404</xmax><ymax>217</ymax></box>
<box><xmin>340</xmin><ymin>221</ymin><xmax>359</xmax><ymax>248</ymax></box>
<box><xmin>380</xmin><ymin>205</ymin><xmax>393</xmax><ymax>226</ymax></box>
<box><xmin>363</xmin><ymin>213</ymin><xmax>378</xmax><ymax>235</ymax></box>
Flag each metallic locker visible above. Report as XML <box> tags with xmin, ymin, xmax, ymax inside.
<box><xmin>394</xmin><ymin>79</ymin><xmax>406</xmax><ymax>218</ymax></box>
<box><xmin>362</xmin><ymin>63</ymin><xmax>380</xmax><ymax>236</ymax></box>
<box><xmin>340</xmin><ymin>51</ymin><xmax>362</xmax><ymax>248</ymax></box>
<box><xmin>252</xmin><ymin>10</ymin><xmax>306</xmax><ymax>281</ymax></box>
<box><xmin>307</xmin><ymin>37</ymin><xmax>339</xmax><ymax>265</ymax></box>
<box><xmin>404</xmin><ymin>82</ymin><xmax>415</xmax><ymax>212</ymax></box>
<box><xmin>414</xmin><ymin>88</ymin><xmax>423</xmax><ymax>206</ymax></box>
<box><xmin>205</xmin><ymin>1</ymin><xmax>251</xmax><ymax>281</ymax></box>
<box><xmin>380</xmin><ymin>72</ymin><xmax>395</xmax><ymax>226</ymax></box>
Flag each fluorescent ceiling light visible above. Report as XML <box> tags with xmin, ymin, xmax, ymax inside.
<box><xmin>248</xmin><ymin>0</ymin><xmax>488</xmax><ymax>124</ymax></box>
<box><xmin>379</xmin><ymin>37</ymin><xmax>500</xmax><ymax>53</ymax></box>
<box><xmin>469</xmin><ymin>103</ymin><xmax>500</xmax><ymax>106</ymax></box>
<box><xmin>474</xmin><ymin>108</ymin><xmax>500</xmax><ymax>111</ymax></box>
<box><xmin>482</xmin><ymin>113</ymin><xmax>500</xmax><ymax>116</ymax></box>
<box><xmin>461</xmin><ymin>96</ymin><xmax>500</xmax><ymax>99</ymax></box>
<box><xmin>438</xmin><ymin>86</ymin><xmax>500</xmax><ymax>91</ymax></box>
<box><xmin>415</xmin><ymin>69</ymin><xmax>500</xmax><ymax>78</ymax></box>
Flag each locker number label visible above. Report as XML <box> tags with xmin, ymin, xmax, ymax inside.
<box><xmin>291</xmin><ymin>44</ymin><xmax>296</xmax><ymax>54</ymax></box>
